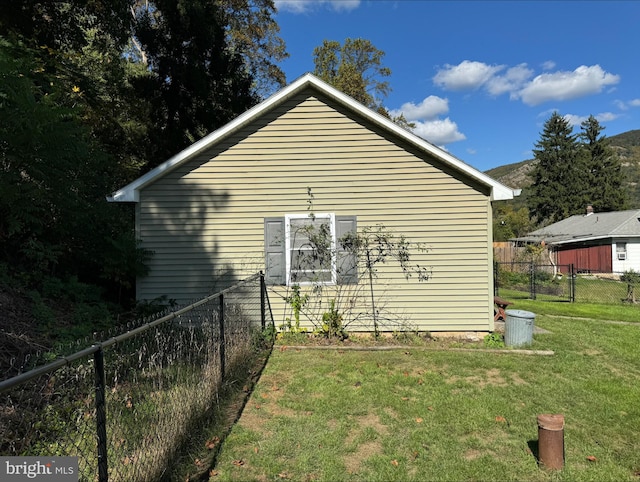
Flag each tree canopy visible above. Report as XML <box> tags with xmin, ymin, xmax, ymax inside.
<box><xmin>528</xmin><ymin>112</ymin><xmax>585</xmax><ymax>224</ymax></box>
<box><xmin>528</xmin><ymin>112</ymin><xmax>627</xmax><ymax>226</ymax></box>
<box><xmin>0</xmin><ymin>1</ymin><xmax>287</xmax><ymax>314</ymax></box>
<box><xmin>312</xmin><ymin>38</ymin><xmax>414</xmax><ymax>130</ymax></box>
<box><xmin>579</xmin><ymin>115</ymin><xmax>627</xmax><ymax>213</ymax></box>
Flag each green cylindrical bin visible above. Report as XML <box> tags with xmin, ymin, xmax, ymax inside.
<box><xmin>504</xmin><ymin>310</ymin><xmax>535</xmax><ymax>347</ymax></box>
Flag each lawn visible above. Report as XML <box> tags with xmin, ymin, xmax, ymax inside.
<box><xmin>193</xmin><ymin>305</ymin><xmax>640</xmax><ymax>481</ymax></box>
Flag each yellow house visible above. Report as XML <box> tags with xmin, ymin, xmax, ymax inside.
<box><xmin>108</xmin><ymin>73</ymin><xmax>516</xmax><ymax>333</ymax></box>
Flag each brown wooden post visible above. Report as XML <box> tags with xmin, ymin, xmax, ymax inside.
<box><xmin>537</xmin><ymin>414</ymin><xmax>564</xmax><ymax>470</ymax></box>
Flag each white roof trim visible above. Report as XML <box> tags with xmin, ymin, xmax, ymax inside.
<box><xmin>107</xmin><ymin>73</ymin><xmax>516</xmax><ymax>203</ymax></box>
<box><xmin>549</xmin><ymin>234</ymin><xmax>640</xmax><ymax>246</ymax></box>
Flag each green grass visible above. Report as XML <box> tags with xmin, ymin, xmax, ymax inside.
<box><xmin>498</xmin><ymin>288</ymin><xmax>640</xmax><ymax>323</ymax></box>
<box><xmin>202</xmin><ymin>308</ymin><xmax>640</xmax><ymax>481</ymax></box>
<box><xmin>499</xmin><ymin>273</ymin><xmax>640</xmax><ymax>310</ymax></box>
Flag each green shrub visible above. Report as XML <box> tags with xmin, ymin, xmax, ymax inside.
<box><xmin>484</xmin><ymin>332</ymin><xmax>505</xmax><ymax>348</ymax></box>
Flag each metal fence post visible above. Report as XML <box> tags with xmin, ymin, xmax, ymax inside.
<box><xmin>570</xmin><ymin>264</ymin><xmax>576</xmax><ymax>302</ymax></box>
<box><xmin>94</xmin><ymin>346</ymin><xmax>108</xmax><ymax>482</ymax></box>
<box><xmin>530</xmin><ymin>262</ymin><xmax>537</xmax><ymax>300</ymax></box>
<box><xmin>260</xmin><ymin>271</ymin><xmax>266</xmax><ymax>331</ymax></box>
<box><xmin>219</xmin><ymin>294</ymin><xmax>225</xmax><ymax>382</ymax></box>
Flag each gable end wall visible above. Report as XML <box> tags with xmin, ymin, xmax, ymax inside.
<box><xmin>136</xmin><ymin>92</ymin><xmax>494</xmax><ymax>331</ymax></box>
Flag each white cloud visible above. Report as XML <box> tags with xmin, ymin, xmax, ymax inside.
<box><xmin>432</xmin><ymin>61</ymin><xmax>620</xmax><ymax>107</ymax></box>
<box><xmin>616</xmin><ymin>98</ymin><xmax>640</xmax><ymax>110</ymax></box>
<box><xmin>433</xmin><ymin>60</ymin><xmax>504</xmax><ymax>91</ymax></box>
<box><xmin>564</xmin><ymin>112</ymin><xmax>619</xmax><ymax>127</ymax></box>
<box><xmin>597</xmin><ymin>112</ymin><xmax>619</xmax><ymax>122</ymax></box>
<box><xmin>541</xmin><ymin>60</ymin><xmax>556</xmax><ymax>71</ymax></box>
<box><xmin>614</xmin><ymin>99</ymin><xmax>628</xmax><ymax>110</ymax></box>
<box><xmin>412</xmin><ymin>118</ymin><xmax>466</xmax><ymax>146</ymax></box>
<box><xmin>275</xmin><ymin>0</ymin><xmax>360</xmax><ymax>13</ymax></box>
<box><xmin>563</xmin><ymin>114</ymin><xmax>587</xmax><ymax>127</ymax></box>
<box><xmin>517</xmin><ymin>65</ymin><xmax>620</xmax><ymax>106</ymax></box>
<box><xmin>390</xmin><ymin>96</ymin><xmax>465</xmax><ymax>146</ymax></box>
<box><xmin>486</xmin><ymin>63</ymin><xmax>533</xmax><ymax>97</ymax></box>
<box><xmin>391</xmin><ymin>96</ymin><xmax>449</xmax><ymax>121</ymax></box>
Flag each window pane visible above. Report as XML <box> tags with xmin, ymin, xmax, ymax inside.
<box><xmin>287</xmin><ymin>214</ymin><xmax>334</xmax><ymax>285</ymax></box>
<box><xmin>291</xmin><ymin>270</ymin><xmax>332</xmax><ymax>283</ymax></box>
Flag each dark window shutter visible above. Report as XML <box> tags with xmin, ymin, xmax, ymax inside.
<box><xmin>336</xmin><ymin>215</ymin><xmax>358</xmax><ymax>284</ymax></box>
<box><xmin>264</xmin><ymin>217</ymin><xmax>285</xmax><ymax>285</ymax></box>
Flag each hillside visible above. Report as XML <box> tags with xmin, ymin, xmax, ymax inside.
<box><xmin>486</xmin><ymin>129</ymin><xmax>640</xmax><ymax>209</ymax></box>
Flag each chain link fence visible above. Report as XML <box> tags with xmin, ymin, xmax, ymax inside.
<box><xmin>0</xmin><ymin>273</ymin><xmax>274</xmax><ymax>482</ymax></box>
<box><xmin>496</xmin><ymin>262</ymin><xmax>640</xmax><ymax>305</ymax></box>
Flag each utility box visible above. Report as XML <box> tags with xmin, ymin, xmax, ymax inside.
<box><xmin>504</xmin><ymin>310</ymin><xmax>535</xmax><ymax>347</ymax></box>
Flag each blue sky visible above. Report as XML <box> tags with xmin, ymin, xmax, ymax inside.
<box><xmin>273</xmin><ymin>0</ymin><xmax>640</xmax><ymax>172</ymax></box>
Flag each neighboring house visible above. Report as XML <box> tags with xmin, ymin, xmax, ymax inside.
<box><xmin>107</xmin><ymin>73</ymin><xmax>516</xmax><ymax>333</ymax></box>
<box><xmin>514</xmin><ymin>207</ymin><xmax>640</xmax><ymax>273</ymax></box>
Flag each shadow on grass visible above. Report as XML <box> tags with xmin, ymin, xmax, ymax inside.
<box><xmin>172</xmin><ymin>345</ymin><xmax>274</xmax><ymax>482</ymax></box>
<box><xmin>527</xmin><ymin>439</ymin><xmax>540</xmax><ymax>466</ymax></box>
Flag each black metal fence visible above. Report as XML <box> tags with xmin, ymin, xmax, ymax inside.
<box><xmin>496</xmin><ymin>262</ymin><xmax>640</xmax><ymax>305</ymax></box>
<box><xmin>0</xmin><ymin>273</ymin><xmax>273</xmax><ymax>482</ymax></box>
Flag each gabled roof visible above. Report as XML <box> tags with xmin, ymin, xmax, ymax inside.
<box><xmin>107</xmin><ymin>73</ymin><xmax>517</xmax><ymax>203</ymax></box>
<box><xmin>516</xmin><ymin>209</ymin><xmax>640</xmax><ymax>245</ymax></box>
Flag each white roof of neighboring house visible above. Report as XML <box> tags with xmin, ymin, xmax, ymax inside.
<box><xmin>107</xmin><ymin>73</ymin><xmax>517</xmax><ymax>203</ymax></box>
<box><xmin>516</xmin><ymin>209</ymin><xmax>640</xmax><ymax>245</ymax></box>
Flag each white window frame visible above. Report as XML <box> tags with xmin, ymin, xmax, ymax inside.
<box><xmin>285</xmin><ymin>213</ymin><xmax>336</xmax><ymax>286</ymax></box>
<box><xmin>617</xmin><ymin>242</ymin><xmax>627</xmax><ymax>261</ymax></box>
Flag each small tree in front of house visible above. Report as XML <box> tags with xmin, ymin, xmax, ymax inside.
<box><xmin>285</xmin><ymin>212</ymin><xmax>431</xmax><ymax>339</ymax></box>
<box><xmin>621</xmin><ymin>269</ymin><xmax>640</xmax><ymax>303</ymax></box>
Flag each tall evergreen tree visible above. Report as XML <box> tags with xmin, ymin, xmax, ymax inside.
<box><xmin>528</xmin><ymin>112</ymin><xmax>585</xmax><ymax>225</ymax></box>
<box><xmin>579</xmin><ymin>115</ymin><xmax>627</xmax><ymax>212</ymax></box>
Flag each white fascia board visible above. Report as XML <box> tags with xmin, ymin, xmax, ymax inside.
<box><xmin>551</xmin><ymin>234</ymin><xmax>640</xmax><ymax>246</ymax></box>
<box><xmin>106</xmin><ymin>74</ymin><xmax>315</xmax><ymax>203</ymax></box>
<box><xmin>549</xmin><ymin>235</ymin><xmax>609</xmax><ymax>246</ymax></box>
<box><xmin>107</xmin><ymin>73</ymin><xmax>516</xmax><ymax>203</ymax></box>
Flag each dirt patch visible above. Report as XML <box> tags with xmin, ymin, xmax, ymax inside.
<box><xmin>354</xmin><ymin>413</ymin><xmax>389</xmax><ymax>436</ymax></box>
<box><xmin>236</xmin><ymin>404</ymin><xmax>272</xmax><ymax>435</ymax></box>
<box><xmin>445</xmin><ymin>368</ymin><xmax>529</xmax><ymax>388</ymax></box>
<box><xmin>447</xmin><ymin>368</ymin><xmax>508</xmax><ymax>388</ymax></box>
<box><xmin>582</xmin><ymin>349</ymin><xmax>603</xmax><ymax>356</ymax></box>
<box><xmin>343</xmin><ymin>413</ymin><xmax>389</xmax><ymax>474</ymax></box>
<box><xmin>344</xmin><ymin>440</ymin><xmax>383</xmax><ymax>474</ymax></box>
<box><xmin>509</xmin><ymin>373</ymin><xmax>529</xmax><ymax>385</ymax></box>
<box><xmin>464</xmin><ymin>449</ymin><xmax>483</xmax><ymax>461</ymax></box>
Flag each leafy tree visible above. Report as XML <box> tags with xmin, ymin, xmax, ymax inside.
<box><xmin>528</xmin><ymin>112</ymin><xmax>584</xmax><ymax>225</ymax></box>
<box><xmin>493</xmin><ymin>204</ymin><xmax>532</xmax><ymax>241</ymax></box>
<box><xmin>0</xmin><ymin>41</ymin><xmax>135</xmax><ymax>290</ymax></box>
<box><xmin>129</xmin><ymin>0</ymin><xmax>259</xmax><ymax>166</ymax></box>
<box><xmin>579</xmin><ymin>115</ymin><xmax>627</xmax><ymax>212</ymax></box>
<box><xmin>313</xmin><ymin>38</ymin><xmax>390</xmax><ymax>107</ymax></box>
<box><xmin>219</xmin><ymin>0</ymin><xmax>289</xmax><ymax>98</ymax></box>
<box><xmin>312</xmin><ymin>38</ymin><xmax>414</xmax><ymax>130</ymax></box>
<box><xmin>0</xmin><ymin>1</ymin><xmax>150</xmax><ymax>187</ymax></box>
<box><xmin>0</xmin><ymin>1</ymin><xmax>132</xmax><ymax>54</ymax></box>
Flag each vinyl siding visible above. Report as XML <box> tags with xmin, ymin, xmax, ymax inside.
<box><xmin>612</xmin><ymin>240</ymin><xmax>640</xmax><ymax>273</ymax></box>
<box><xmin>136</xmin><ymin>91</ymin><xmax>494</xmax><ymax>331</ymax></box>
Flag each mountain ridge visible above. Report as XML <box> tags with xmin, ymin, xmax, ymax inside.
<box><xmin>485</xmin><ymin>129</ymin><xmax>640</xmax><ymax>209</ymax></box>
